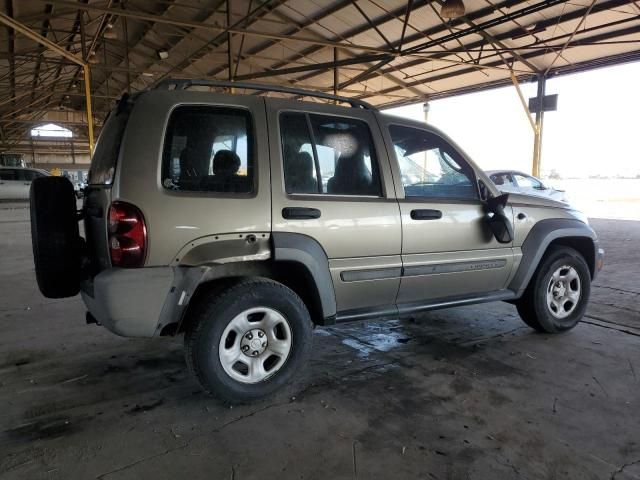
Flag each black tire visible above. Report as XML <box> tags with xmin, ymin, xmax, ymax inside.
<box><xmin>184</xmin><ymin>278</ymin><xmax>313</xmax><ymax>403</ymax></box>
<box><xmin>516</xmin><ymin>246</ymin><xmax>591</xmax><ymax>333</ymax></box>
<box><xmin>30</xmin><ymin>176</ymin><xmax>82</xmax><ymax>298</ymax></box>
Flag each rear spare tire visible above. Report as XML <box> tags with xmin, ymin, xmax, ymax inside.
<box><xmin>30</xmin><ymin>176</ymin><xmax>82</xmax><ymax>298</ymax></box>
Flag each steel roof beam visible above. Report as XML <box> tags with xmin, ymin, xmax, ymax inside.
<box><xmin>339</xmin><ymin>0</ymin><xmax>635</xmax><ymax>98</ymax></box>
<box><xmin>271</xmin><ymin>0</ymin><xmax>527</xmax><ymax>75</ymax></box>
<box><xmin>44</xmin><ymin>0</ymin><xmax>393</xmax><ymax>54</ymax></box>
<box><xmin>370</xmin><ymin>22</ymin><xmax>640</xmax><ymax>102</ymax></box>
<box><xmin>4</xmin><ymin>0</ymin><xmax>15</xmax><ymax>111</ymax></box>
<box><xmin>204</xmin><ymin>0</ymin><xmax>358</xmax><ymax>78</ymax></box>
<box><xmin>147</xmin><ymin>0</ymin><xmax>282</xmax><ymax>87</ymax></box>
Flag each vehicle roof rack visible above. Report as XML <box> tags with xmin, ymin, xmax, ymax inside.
<box><xmin>153</xmin><ymin>78</ymin><xmax>375</xmax><ymax>110</ymax></box>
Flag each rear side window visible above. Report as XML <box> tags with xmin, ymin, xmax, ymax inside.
<box><xmin>280</xmin><ymin>112</ymin><xmax>382</xmax><ymax>196</ymax></box>
<box><xmin>162</xmin><ymin>106</ymin><xmax>254</xmax><ymax>194</ymax></box>
<box><xmin>89</xmin><ymin>99</ymin><xmax>131</xmax><ymax>185</ymax></box>
<box><xmin>17</xmin><ymin>170</ymin><xmax>37</xmax><ymax>181</ymax></box>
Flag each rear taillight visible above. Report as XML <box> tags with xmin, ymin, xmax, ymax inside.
<box><xmin>108</xmin><ymin>201</ymin><xmax>147</xmax><ymax>268</ymax></box>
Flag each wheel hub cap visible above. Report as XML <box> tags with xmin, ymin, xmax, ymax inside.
<box><xmin>218</xmin><ymin>307</ymin><xmax>293</xmax><ymax>384</ymax></box>
<box><xmin>241</xmin><ymin>329</ymin><xmax>267</xmax><ymax>357</ymax></box>
<box><xmin>546</xmin><ymin>265</ymin><xmax>581</xmax><ymax>319</ymax></box>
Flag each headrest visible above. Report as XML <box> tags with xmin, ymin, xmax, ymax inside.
<box><xmin>213</xmin><ymin>150</ymin><xmax>241</xmax><ymax>176</ymax></box>
<box><xmin>296</xmin><ymin>152</ymin><xmax>314</xmax><ymax>175</ymax></box>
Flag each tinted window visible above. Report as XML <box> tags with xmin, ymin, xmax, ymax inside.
<box><xmin>89</xmin><ymin>98</ymin><xmax>131</xmax><ymax>185</ymax></box>
<box><xmin>280</xmin><ymin>112</ymin><xmax>382</xmax><ymax>196</ymax></box>
<box><xmin>17</xmin><ymin>170</ymin><xmax>38</xmax><ymax>181</ymax></box>
<box><xmin>280</xmin><ymin>113</ymin><xmax>320</xmax><ymax>194</ymax></box>
<box><xmin>162</xmin><ymin>106</ymin><xmax>253</xmax><ymax>194</ymax></box>
<box><xmin>0</xmin><ymin>169</ymin><xmax>16</xmax><ymax>180</ymax></box>
<box><xmin>390</xmin><ymin>125</ymin><xmax>477</xmax><ymax>200</ymax></box>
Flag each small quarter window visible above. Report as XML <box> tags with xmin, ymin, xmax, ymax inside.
<box><xmin>89</xmin><ymin>97</ymin><xmax>131</xmax><ymax>185</ymax></box>
<box><xmin>162</xmin><ymin>106</ymin><xmax>254</xmax><ymax>194</ymax></box>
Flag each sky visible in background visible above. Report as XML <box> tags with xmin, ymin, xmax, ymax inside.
<box><xmin>384</xmin><ymin>61</ymin><xmax>640</xmax><ymax>179</ymax></box>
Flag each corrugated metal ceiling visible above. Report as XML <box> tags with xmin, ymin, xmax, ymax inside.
<box><xmin>0</xmin><ymin>0</ymin><xmax>638</xmax><ymax>145</ymax></box>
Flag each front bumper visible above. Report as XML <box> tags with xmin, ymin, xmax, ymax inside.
<box><xmin>594</xmin><ymin>246</ymin><xmax>605</xmax><ymax>280</ymax></box>
<box><xmin>81</xmin><ymin>267</ymin><xmax>174</xmax><ymax>337</ymax></box>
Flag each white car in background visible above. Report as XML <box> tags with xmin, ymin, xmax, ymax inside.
<box><xmin>0</xmin><ymin>167</ymin><xmax>50</xmax><ymax>200</ymax></box>
<box><xmin>486</xmin><ymin>170</ymin><xmax>569</xmax><ymax>203</ymax></box>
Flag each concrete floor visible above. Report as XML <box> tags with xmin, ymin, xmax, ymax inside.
<box><xmin>1</xmin><ymin>203</ymin><xmax>639</xmax><ymax>480</ymax></box>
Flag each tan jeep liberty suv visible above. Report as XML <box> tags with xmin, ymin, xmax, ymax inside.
<box><xmin>30</xmin><ymin>80</ymin><xmax>604</xmax><ymax>403</ymax></box>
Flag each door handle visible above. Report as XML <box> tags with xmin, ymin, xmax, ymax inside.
<box><xmin>410</xmin><ymin>209</ymin><xmax>442</xmax><ymax>220</ymax></box>
<box><xmin>282</xmin><ymin>207</ymin><xmax>321</xmax><ymax>220</ymax></box>
<box><xmin>23</xmin><ymin>182</ymin><xmax>31</xmax><ymax>185</ymax></box>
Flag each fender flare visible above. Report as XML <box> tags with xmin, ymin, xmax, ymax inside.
<box><xmin>155</xmin><ymin>232</ymin><xmax>337</xmax><ymax>335</ymax></box>
<box><xmin>272</xmin><ymin>232</ymin><xmax>337</xmax><ymax>320</ymax></box>
<box><xmin>509</xmin><ymin>218</ymin><xmax>598</xmax><ymax>296</ymax></box>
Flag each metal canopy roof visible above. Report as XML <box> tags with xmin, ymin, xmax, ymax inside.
<box><xmin>0</xmin><ymin>0</ymin><xmax>639</xmax><ymax>149</ymax></box>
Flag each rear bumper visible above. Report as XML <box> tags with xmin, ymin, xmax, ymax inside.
<box><xmin>81</xmin><ymin>267</ymin><xmax>173</xmax><ymax>337</ymax></box>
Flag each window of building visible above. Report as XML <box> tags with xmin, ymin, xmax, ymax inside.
<box><xmin>30</xmin><ymin>123</ymin><xmax>72</xmax><ymax>138</ymax></box>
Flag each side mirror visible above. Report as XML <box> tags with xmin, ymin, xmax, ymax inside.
<box><xmin>483</xmin><ymin>193</ymin><xmax>513</xmax><ymax>244</ymax></box>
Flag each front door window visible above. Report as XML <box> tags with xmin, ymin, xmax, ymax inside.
<box><xmin>389</xmin><ymin>125</ymin><xmax>477</xmax><ymax>200</ymax></box>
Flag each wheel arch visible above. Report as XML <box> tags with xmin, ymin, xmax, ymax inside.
<box><xmin>174</xmin><ymin>261</ymin><xmax>330</xmax><ymax>335</ymax></box>
<box><xmin>509</xmin><ymin>218</ymin><xmax>599</xmax><ymax>297</ymax></box>
<box><xmin>157</xmin><ymin>233</ymin><xmax>337</xmax><ymax>336</ymax></box>
<box><xmin>546</xmin><ymin>236</ymin><xmax>595</xmax><ymax>277</ymax></box>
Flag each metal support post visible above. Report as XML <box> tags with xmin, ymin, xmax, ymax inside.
<box><xmin>532</xmin><ymin>74</ymin><xmax>546</xmax><ymax>178</ymax></box>
<box><xmin>83</xmin><ymin>65</ymin><xmax>95</xmax><ymax>154</ymax></box>
<box><xmin>333</xmin><ymin>48</ymin><xmax>338</xmax><ymax>101</ymax></box>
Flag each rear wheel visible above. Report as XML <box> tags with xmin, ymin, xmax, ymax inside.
<box><xmin>516</xmin><ymin>246</ymin><xmax>591</xmax><ymax>333</ymax></box>
<box><xmin>30</xmin><ymin>176</ymin><xmax>83</xmax><ymax>298</ymax></box>
<box><xmin>184</xmin><ymin>279</ymin><xmax>313</xmax><ymax>403</ymax></box>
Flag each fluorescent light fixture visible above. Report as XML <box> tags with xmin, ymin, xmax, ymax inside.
<box><xmin>142</xmin><ymin>72</ymin><xmax>155</xmax><ymax>77</ymax></box>
<box><xmin>103</xmin><ymin>21</ymin><xmax>118</xmax><ymax>39</ymax></box>
<box><xmin>31</xmin><ymin>123</ymin><xmax>73</xmax><ymax>138</ymax></box>
<box><xmin>158</xmin><ymin>50</ymin><xmax>169</xmax><ymax>60</ymax></box>
<box><xmin>441</xmin><ymin>0</ymin><xmax>465</xmax><ymax>18</ymax></box>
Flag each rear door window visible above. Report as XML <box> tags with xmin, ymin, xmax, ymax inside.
<box><xmin>280</xmin><ymin>112</ymin><xmax>382</xmax><ymax>196</ymax></box>
<box><xmin>162</xmin><ymin>106</ymin><xmax>254</xmax><ymax>194</ymax></box>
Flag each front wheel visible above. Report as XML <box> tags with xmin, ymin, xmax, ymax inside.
<box><xmin>184</xmin><ymin>279</ymin><xmax>313</xmax><ymax>403</ymax></box>
<box><xmin>516</xmin><ymin>246</ymin><xmax>591</xmax><ymax>333</ymax></box>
